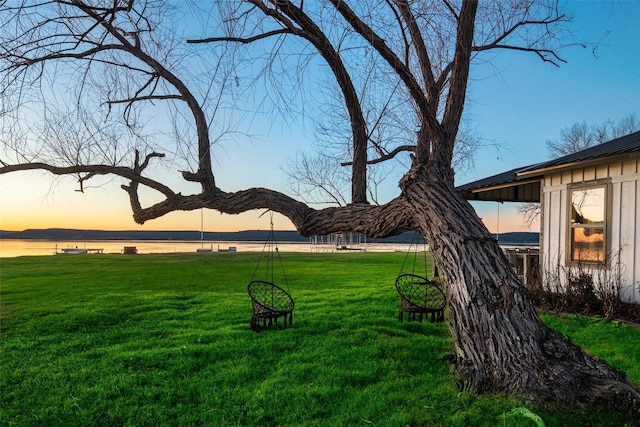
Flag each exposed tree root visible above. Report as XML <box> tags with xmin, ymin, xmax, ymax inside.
<box><xmin>453</xmin><ymin>328</ymin><xmax>640</xmax><ymax>422</ymax></box>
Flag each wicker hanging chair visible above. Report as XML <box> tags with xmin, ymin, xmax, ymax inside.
<box><xmin>395</xmin><ymin>233</ymin><xmax>446</xmax><ymax>323</ymax></box>
<box><xmin>247</xmin><ymin>280</ymin><xmax>294</xmax><ymax>331</ymax></box>
<box><xmin>247</xmin><ymin>213</ymin><xmax>294</xmax><ymax>331</ymax></box>
<box><xmin>395</xmin><ymin>273</ymin><xmax>446</xmax><ymax>323</ymax></box>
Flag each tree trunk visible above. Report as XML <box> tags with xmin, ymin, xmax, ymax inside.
<box><xmin>402</xmin><ymin>163</ymin><xmax>640</xmax><ymax>420</ymax></box>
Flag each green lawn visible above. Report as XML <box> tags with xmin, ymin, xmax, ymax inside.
<box><xmin>1</xmin><ymin>252</ymin><xmax>638</xmax><ymax>426</ymax></box>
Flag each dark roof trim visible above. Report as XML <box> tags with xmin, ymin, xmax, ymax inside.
<box><xmin>456</xmin><ymin>166</ymin><xmax>540</xmax><ymax>193</ymax></box>
<box><xmin>456</xmin><ymin>130</ymin><xmax>640</xmax><ymax>201</ymax></box>
<box><xmin>517</xmin><ymin>130</ymin><xmax>640</xmax><ymax>178</ymax></box>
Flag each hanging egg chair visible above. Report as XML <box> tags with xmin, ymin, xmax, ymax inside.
<box><xmin>247</xmin><ymin>213</ymin><xmax>294</xmax><ymax>331</ymax></box>
<box><xmin>395</xmin><ymin>232</ymin><xmax>446</xmax><ymax>323</ymax></box>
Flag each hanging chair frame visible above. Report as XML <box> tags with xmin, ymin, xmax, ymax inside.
<box><xmin>395</xmin><ymin>273</ymin><xmax>446</xmax><ymax>323</ymax></box>
<box><xmin>247</xmin><ymin>212</ymin><xmax>294</xmax><ymax>331</ymax></box>
<box><xmin>248</xmin><ymin>280</ymin><xmax>294</xmax><ymax>331</ymax></box>
<box><xmin>395</xmin><ymin>232</ymin><xmax>446</xmax><ymax>323</ymax></box>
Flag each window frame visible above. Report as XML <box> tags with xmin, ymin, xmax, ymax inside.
<box><xmin>565</xmin><ymin>179</ymin><xmax>611</xmax><ymax>266</ymax></box>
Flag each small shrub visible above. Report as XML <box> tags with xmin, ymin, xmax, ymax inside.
<box><xmin>566</xmin><ymin>271</ymin><xmax>599</xmax><ymax>314</ymax></box>
<box><xmin>524</xmin><ymin>249</ymin><xmax>640</xmax><ymax>323</ymax></box>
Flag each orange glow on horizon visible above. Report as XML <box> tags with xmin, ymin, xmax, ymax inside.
<box><xmin>2</xmin><ymin>172</ymin><xmax>533</xmax><ymax>234</ymax></box>
<box><xmin>0</xmin><ymin>201</ymin><xmax>296</xmax><ymax>232</ymax></box>
<box><xmin>0</xmin><ymin>172</ymin><xmax>295</xmax><ymax>232</ymax></box>
<box><xmin>474</xmin><ymin>202</ymin><xmax>538</xmax><ymax>235</ymax></box>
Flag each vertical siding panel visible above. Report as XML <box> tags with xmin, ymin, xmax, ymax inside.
<box><xmin>558</xmin><ymin>186</ymin><xmax>566</xmax><ymax>269</ymax></box>
<box><xmin>584</xmin><ymin>167</ymin><xmax>596</xmax><ymax>181</ymax></box>
<box><xmin>542</xmin><ymin>188</ymin><xmax>553</xmax><ymax>283</ymax></box>
<box><xmin>542</xmin><ymin>170</ymin><xmax>554</xmax><ymax>276</ymax></box>
<box><xmin>572</xmin><ymin>169</ymin><xmax>583</xmax><ymax>184</ymax></box>
<box><xmin>635</xmin><ymin>158</ymin><xmax>640</xmax><ymax>304</ymax></box>
<box><xmin>596</xmin><ymin>163</ymin><xmax>609</xmax><ymax>180</ymax></box>
<box><xmin>611</xmin><ymin>174</ymin><xmax>621</xmax><ymax>249</ymax></box>
<box><xmin>609</xmin><ymin>160</ymin><xmax>622</xmax><ymax>178</ymax></box>
<box><xmin>542</xmin><ymin>178</ymin><xmax>565</xmax><ymax>286</ymax></box>
<box><xmin>538</xmin><ymin>180</ymin><xmax>545</xmax><ymax>268</ymax></box>
<box><xmin>541</xmin><ymin>189</ymin><xmax>550</xmax><ymax>280</ymax></box>
<box><xmin>611</xmin><ymin>178</ymin><xmax>625</xmax><ymax>297</ymax></box>
<box><xmin>611</xmin><ymin>157</ymin><xmax>639</xmax><ymax>302</ymax></box>
<box><xmin>632</xmin><ymin>178</ymin><xmax>640</xmax><ymax>303</ymax></box>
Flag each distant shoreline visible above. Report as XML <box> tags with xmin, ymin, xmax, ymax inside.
<box><xmin>0</xmin><ymin>228</ymin><xmax>539</xmax><ymax>245</ymax></box>
<box><xmin>1</xmin><ymin>228</ymin><xmax>308</xmax><ymax>242</ymax></box>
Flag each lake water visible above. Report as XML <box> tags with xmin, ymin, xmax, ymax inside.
<box><xmin>0</xmin><ymin>239</ymin><xmax>417</xmax><ymax>258</ymax></box>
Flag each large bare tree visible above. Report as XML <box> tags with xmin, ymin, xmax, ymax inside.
<box><xmin>1</xmin><ymin>0</ymin><xmax>638</xmax><ymax>418</ymax></box>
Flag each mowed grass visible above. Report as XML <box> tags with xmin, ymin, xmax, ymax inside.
<box><xmin>1</xmin><ymin>252</ymin><xmax>639</xmax><ymax>426</ymax></box>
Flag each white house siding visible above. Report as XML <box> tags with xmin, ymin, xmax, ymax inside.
<box><xmin>540</xmin><ymin>154</ymin><xmax>640</xmax><ymax>303</ymax></box>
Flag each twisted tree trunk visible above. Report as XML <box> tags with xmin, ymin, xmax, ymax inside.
<box><xmin>402</xmin><ymin>163</ymin><xmax>640</xmax><ymax>420</ymax></box>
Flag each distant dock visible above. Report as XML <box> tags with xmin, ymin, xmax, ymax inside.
<box><xmin>56</xmin><ymin>246</ymin><xmax>103</xmax><ymax>255</ymax></box>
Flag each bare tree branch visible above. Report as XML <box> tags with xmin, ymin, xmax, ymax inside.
<box><xmin>341</xmin><ymin>145</ymin><xmax>415</xmax><ymax>166</ymax></box>
<box><xmin>473</xmin><ymin>15</ymin><xmax>568</xmax><ymax>66</ymax></box>
<box><xmin>241</xmin><ymin>0</ymin><xmax>369</xmax><ymax>203</ymax></box>
<box><xmin>106</xmin><ymin>94</ymin><xmax>183</xmax><ymax>104</ymax></box>
<box><xmin>440</xmin><ymin>0</ymin><xmax>477</xmax><ymax>168</ymax></box>
<box><xmin>328</xmin><ymin>0</ymin><xmax>443</xmax><ymax>143</ymax></box>
<box><xmin>186</xmin><ymin>29</ymin><xmax>292</xmax><ymax>44</ymax></box>
<box><xmin>393</xmin><ymin>0</ymin><xmax>438</xmax><ymax>102</ymax></box>
<box><xmin>0</xmin><ymin>159</ymin><xmax>174</xmax><ymax>198</ymax></box>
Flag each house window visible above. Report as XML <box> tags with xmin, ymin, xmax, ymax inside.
<box><xmin>568</xmin><ymin>184</ymin><xmax>608</xmax><ymax>263</ymax></box>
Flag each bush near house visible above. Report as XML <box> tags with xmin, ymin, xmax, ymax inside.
<box><xmin>525</xmin><ymin>259</ymin><xmax>640</xmax><ymax>323</ymax></box>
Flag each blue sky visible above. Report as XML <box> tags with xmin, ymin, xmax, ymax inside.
<box><xmin>461</xmin><ymin>0</ymin><xmax>640</xmax><ymax>233</ymax></box>
<box><xmin>1</xmin><ymin>1</ymin><xmax>639</xmax><ymax>233</ymax></box>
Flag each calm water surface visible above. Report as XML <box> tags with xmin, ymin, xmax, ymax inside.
<box><xmin>0</xmin><ymin>239</ymin><xmax>306</xmax><ymax>258</ymax></box>
<box><xmin>0</xmin><ymin>239</ymin><xmax>414</xmax><ymax>258</ymax></box>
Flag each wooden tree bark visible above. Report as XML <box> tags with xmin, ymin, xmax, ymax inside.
<box><xmin>401</xmin><ymin>162</ymin><xmax>640</xmax><ymax>419</ymax></box>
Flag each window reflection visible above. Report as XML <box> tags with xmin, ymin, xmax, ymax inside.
<box><xmin>569</xmin><ymin>187</ymin><xmax>606</xmax><ymax>262</ymax></box>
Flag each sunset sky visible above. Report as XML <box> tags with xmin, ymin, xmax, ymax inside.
<box><xmin>1</xmin><ymin>1</ymin><xmax>639</xmax><ymax>234</ymax></box>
